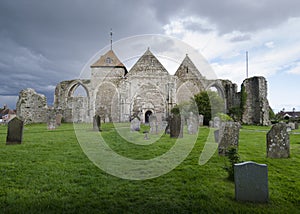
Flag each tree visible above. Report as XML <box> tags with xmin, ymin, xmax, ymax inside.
<box><xmin>193</xmin><ymin>91</ymin><xmax>224</xmax><ymax>125</ymax></box>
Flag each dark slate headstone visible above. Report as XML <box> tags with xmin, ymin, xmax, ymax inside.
<box><xmin>93</xmin><ymin>115</ymin><xmax>101</xmax><ymax>131</ymax></box>
<box><xmin>266</xmin><ymin>122</ymin><xmax>290</xmax><ymax>158</ymax></box>
<box><xmin>217</xmin><ymin>122</ymin><xmax>240</xmax><ymax>156</ymax></box>
<box><xmin>6</xmin><ymin>117</ymin><xmax>24</xmax><ymax>145</ymax></box>
<box><xmin>170</xmin><ymin>114</ymin><xmax>183</xmax><ymax>138</ymax></box>
<box><xmin>234</xmin><ymin>161</ymin><xmax>268</xmax><ymax>203</ymax></box>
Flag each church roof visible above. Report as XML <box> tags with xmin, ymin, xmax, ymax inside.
<box><xmin>128</xmin><ymin>48</ymin><xmax>169</xmax><ymax>75</ymax></box>
<box><xmin>90</xmin><ymin>50</ymin><xmax>126</xmax><ymax>68</ymax></box>
<box><xmin>175</xmin><ymin>54</ymin><xmax>203</xmax><ymax>79</ymax></box>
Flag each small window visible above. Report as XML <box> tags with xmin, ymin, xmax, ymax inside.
<box><xmin>106</xmin><ymin>57</ymin><xmax>112</xmax><ymax>64</ymax></box>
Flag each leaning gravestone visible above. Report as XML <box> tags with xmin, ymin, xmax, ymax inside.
<box><xmin>93</xmin><ymin>115</ymin><xmax>101</xmax><ymax>131</ymax></box>
<box><xmin>130</xmin><ymin>117</ymin><xmax>140</xmax><ymax>131</ymax></box>
<box><xmin>234</xmin><ymin>161</ymin><xmax>268</xmax><ymax>203</ymax></box>
<box><xmin>6</xmin><ymin>117</ymin><xmax>24</xmax><ymax>145</ymax></box>
<box><xmin>55</xmin><ymin>114</ymin><xmax>63</xmax><ymax>126</ymax></box>
<box><xmin>217</xmin><ymin>122</ymin><xmax>240</xmax><ymax>155</ymax></box>
<box><xmin>170</xmin><ymin>114</ymin><xmax>183</xmax><ymax>138</ymax></box>
<box><xmin>267</xmin><ymin>122</ymin><xmax>290</xmax><ymax>158</ymax></box>
<box><xmin>187</xmin><ymin>112</ymin><xmax>198</xmax><ymax>134</ymax></box>
<box><xmin>149</xmin><ymin>115</ymin><xmax>158</xmax><ymax>134</ymax></box>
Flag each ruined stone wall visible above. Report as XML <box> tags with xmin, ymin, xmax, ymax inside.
<box><xmin>221</xmin><ymin>80</ymin><xmax>239</xmax><ymax>112</ymax></box>
<box><xmin>242</xmin><ymin>76</ymin><xmax>270</xmax><ymax>125</ymax></box>
<box><xmin>16</xmin><ymin>88</ymin><xmax>48</xmax><ymax>124</ymax></box>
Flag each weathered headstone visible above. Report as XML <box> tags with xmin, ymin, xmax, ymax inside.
<box><xmin>130</xmin><ymin>117</ymin><xmax>140</xmax><ymax>131</ymax></box>
<box><xmin>295</xmin><ymin>122</ymin><xmax>299</xmax><ymax>130</ymax></box>
<box><xmin>198</xmin><ymin>114</ymin><xmax>204</xmax><ymax>126</ymax></box>
<box><xmin>266</xmin><ymin>123</ymin><xmax>290</xmax><ymax>158</ymax></box>
<box><xmin>234</xmin><ymin>161</ymin><xmax>268</xmax><ymax>203</ymax></box>
<box><xmin>6</xmin><ymin>117</ymin><xmax>24</xmax><ymax>145</ymax></box>
<box><xmin>93</xmin><ymin>115</ymin><xmax>101</xmax><ymax>131</ymax></box>
<box><xmin>218</xmin><ymin>122</ymin><xmax>240</xmax><ymax>155</ymax></box>
<box><xmin>213</xmin><ymin>116</ymin><xmax>221</xmax><ymax>128</ymax></box>
<box><xmin>47</xmin><ymin>121</ymin><xmax>56</xmax><ymax>130</ymax></box>
<box><xmin>47</xmin><ymin>108</ymin><xmax>56</xmax><ymax>130</ymax></box>
<box><xmin>187</xmin><ymin>112</ymin><xmax>198</xmax><ymax>134</ymax></box>
<box><xmin>287</xmin><ymin>122</ymin><xmax>295</xmax><ymax>130</ymax></box>
<box><xmin>55</xmin><ymin>114</ymin><xmax>63</xmax><ymax>126</ymax></box>
<box><xmin>149</xmin><ymin>115</ymin><xmax>158</xmax><ymax>134</ymax></box>
<box><xmin>209</xmin><ymin>120</ymin><xmax>213</xmax><ymax>128</ymax></box>
<box><xmin>170</xmin><ymin>114</ymin><xmax>183</xmax><ymax>138</ymax></box>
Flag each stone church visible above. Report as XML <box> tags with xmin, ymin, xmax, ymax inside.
<box><xmin>17</xmin><ymin>47</ymin><xmax>270</xmax><ymax>125</ymax></box>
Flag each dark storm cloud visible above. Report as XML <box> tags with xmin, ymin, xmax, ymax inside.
<box><xmin>1</xmin><ymin>0</ymin><xmax>300</xmax><ymax>108</ymax></box>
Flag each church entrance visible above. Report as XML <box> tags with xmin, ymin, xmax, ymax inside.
<box><xmin>145</xmin><ymin>110</ymin><xmax>152</xmax><ymax>123</ymax></box>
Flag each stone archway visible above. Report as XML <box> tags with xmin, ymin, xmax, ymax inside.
<box><xmin>145</xmin><ymin>110</ymin><xmax>153</xmax><ymax>123</ymax></box>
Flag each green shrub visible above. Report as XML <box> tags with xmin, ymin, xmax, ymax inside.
<box><xmin>223</xmin><ymin>147</ymin><xmax>241</xmax><ymax>181</ymax></box>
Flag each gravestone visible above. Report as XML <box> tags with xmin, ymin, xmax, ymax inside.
<box><xmin>213</xmin><ymin>116</ymin><xmax>221</xmax><ymax>128</ymax></box>
<box><xmin>6</xmin><ymin>117</ymin><xmax>24</xmax><ymax>145</ymax></box>
<box><xmin>218</xmin><ymin>122</ymin><xmax>240</xmax><ymax>155</ymax></box>
<box><xmin>295</xmin><ymin>122</ymin><xmax>299</xmax><ymax>130</ymax></box>
<box><xmin>47</xmin><ymin>122</ymin><xmax>56</xmax><ymax>130</ymax></box>
<box><xmin>187</xmin><ymin>112</ymin><xmax>198</xmax><ymax>134</ymax></box>
<box><xmin>170</xmin><ymin>114</ymin><xmax>183</xmax><ymax>138</ymax></box>
<box><xmin>198</xmin><ymin>114</ymin><xmax>204</xmax><ymax>126</ymax></box>
<box><xmin>287</xmin><ymin>122</ymin><xmax>295</xmax><ymax>130</ymax></box>
<box><xmin>234</xmin><ymin>161</ymin><xmax>268</xmax><ymax>203</ymax></box>
<box><xmin>93</xmin><ymin>115</ymin><xmax>101</xmax><ymax>131</ymax></box>
<box><xmin>266</xmin><ymin>123</ymin><xmax>290</xmax><ymax>158</ymax></box>
<box><xmin>55</xmin><ymin>114</ymin><xmax>63</xmax><ymax>126</ymax></box>
<box><xmin>149</xmin><ymin>115</ymin><xmax>158</xmax><ymax>134</ymax></box>
<box><xmin>143</xmin><ymin>131</ymin><xmax>149</xmax><ymax>140</ymax></box>
<box><xmin>130</xmin><ymin>117</ymin><xmax>140</xmax><ymax>131</ymax></box>
<box><xmin>209</xmin><ymin>120</ymin><xmax>213</xmax><ymax>128</ymax></box>
<box><xmin>47</xmin><ymin>108</ymin><xmax>56</xmax><ymax>130</ymax></box>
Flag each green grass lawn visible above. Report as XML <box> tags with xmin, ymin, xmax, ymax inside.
<box><xmin>0</xmin><ymin>123</ymin><xmax>299</xmax><ymax>213</ymax></box>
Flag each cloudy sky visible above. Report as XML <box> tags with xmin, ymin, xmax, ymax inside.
<box><xmin>1</xmin><ymin>0</ymin><xmax>300</xmax><ymax>113</ymax></box>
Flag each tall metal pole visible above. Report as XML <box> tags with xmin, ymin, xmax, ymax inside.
<box><xmin>110</xmin><ymin>29</ymin><xmax>113</xmax><ymax>50</ymax></box>
<box><xmin>246</xmin><ymin>51</ymin><xmax>248</xmax><ymax>78</ymax></box>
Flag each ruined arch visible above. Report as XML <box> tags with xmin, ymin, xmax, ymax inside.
<box><xmin>95</xmin><ymin>82</ymin><xmax>120</xmax><ymax>122</ymax></box>
<box><xmin>205</xmin><ymin>81</ymin><xmax>227</xmax><ymax>112</ymax></box>
<box><xmin>176</xmin><ymin>81</ymin><xmax>200</xmax><ymax>104</ymax></box>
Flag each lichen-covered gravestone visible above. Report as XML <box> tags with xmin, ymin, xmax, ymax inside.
<box><xmin>217</xmin><ymin>122</ymin><xmax>240</xmax><ymax>155</ymax></box>
<box><xmin>234</xmin><ymin>161</ymin><xmax>268</xmax><ymax>203</ymax></box>
<box><xmin>213</xmin><ymin>116</ymin><xmax>221</xmax><ymax>128</ymax></box>
<box><xmin>130</xmin><ymin>117</ymin><xmax>140</xmax><ymax>131</ymax></box>
<box><xmin>6</xmin><ymin>117</ymin><xmax>24</xmax><ymax>145</ymax></box>
<box><xmin>187</xmin><ymin>112</ymin><xmax>198</xmax><ymax>134</ymax></box>
<box><xmin>266</xmin><ymin>123</ymin><xmax>290</xmax><ymax>158</ymax></box>
<box><xmin>170</xmin><ymin>114</ymin><xmax>183</xmax><ymax>138</ymax></box>
<box><xmin>93</xmin><ymin>115</ymin><xmax>101</xmax><ymax>131</ymax></box>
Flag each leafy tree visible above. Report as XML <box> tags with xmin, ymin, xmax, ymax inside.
<box><xmin>193</xmin><ymin>91</ymin><xmax>224</xmax><ymax>125</ymax></box>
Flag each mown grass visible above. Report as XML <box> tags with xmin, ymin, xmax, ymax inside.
<box><xmin>0</xmin><ymin>123</ymin><xmax>299</xmax><ymax>213</ymax></box>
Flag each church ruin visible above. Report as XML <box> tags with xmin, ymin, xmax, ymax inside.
<box><xmin>17</xmin><ymin>47</ymin><xmax>270</xmax><ymax>125</ymax></box>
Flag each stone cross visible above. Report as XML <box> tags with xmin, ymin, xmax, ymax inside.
<box><xmin>234</xmin><ymin>161</ymin><xmax>268</xmax><ymax>203</ymax></box>
<box><xmin>266</xmin><ymin>122</ymin><xmax>290</xmax><ymax>158</ymax></box>
<box><xmin>6</xmin><ymin>117</ymin><xmax>24</xmax><ymax>145</ymax></box>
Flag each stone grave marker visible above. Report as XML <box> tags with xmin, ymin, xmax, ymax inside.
<box><xmin>55</xmin><ymin>114</ymin><xmax>63</xmax><ymax>126</ymax></box>
<box><xmin>209</xmin><ymin>120</ymin><xmax>213</xmax><ymax>128</ymax></box>
<box><xmin>267</xmin><ymin>122</ymin><xmax>290</xmax><ymax>158</ymax></box>
<box><xmin>93</xmin><ymin>115</ymin><xmax>101</xmax><ymax>131</ymax></box>
<box><xmin>295</xmin><ymin>122</ymin><xmax>299</xmax><ymax>130</ymax></box>
<box><xmin>130</xmin><ymin>117</ymin><xmax>140</xmax><ymax>131</ymax></box>
<box><xmin>213</xmin><ymin>116</ymin><xmax>221</xmax><ymax>128</ymax></box>
<box><xmin>170</xmin><ymin>114</ymin><xmax>183</xmax><ymax>138</ymax></box>
<box><xmin>6</xmin><ymin>117</ymin><xmax>24</xmax><ymax>145</ymax></box>
<box><xmin>198</xmin><ymin>114</ymin><xmax>204</xmax><ymax>126</ymax></box>
<box><xmin>149</xmin><ymin>115</ymin><xmax>158</xmax><ymax>134</ymax></box>
<box><xmin>187</xmin><ymin>112</ymin><xmax>198</xmax><ymax>134</ymax></box>
<box><xmin>217</xmin><ymin>122</ymin><xmax>240</xmax><ymax>155</ymax></box>
<box><xmin>47</xmin><ymin>108</ymin><xmax>56</xmax><ymax>130</ymax></box>
<box><xmin>234</xmin><ymin>161</ymin><xmax>268</xmax><ymax>203</ymax></box>
<box><xmin>47</xmin><ymin>121</ymin><xmax>56</xmax><ymax>130</ymax></box>
<box><xmin>287</xmin><ymin>122</ymin><xmax>295</xmax><ymax>130</ymax></box>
